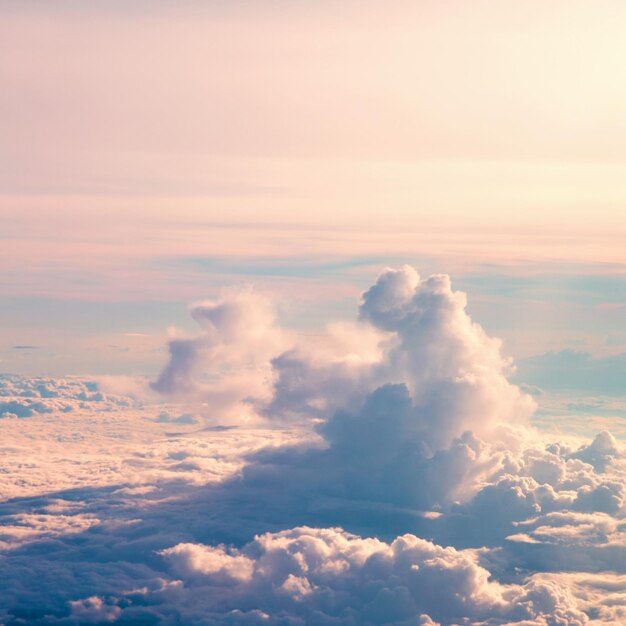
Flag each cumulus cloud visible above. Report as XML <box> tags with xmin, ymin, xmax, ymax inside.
<box><xmin>68</xmin><ymin>596</ymin><xmax>122</xmax><ymax>623</ymax></box>
<box><xmin>570</xmin><ymin>431</ymin><xmax>621</xmax><ymax>472</ymax></box>
<box><xmin>0</xmin><ymin>374</ymin><xmax>135</xmax><ymax>419</ymax></box>
<box><xmin>152</xmin><ymin>266</ymin><xmax>533</xmax><ymax>438</ymax></box>
<box><xmin>358</xmin><ymin>267</ymin><xmax>534</xmax><ymax>447</ymax></box>
<box><xmin>18</xmin><ymin>525</ymin><xmax>586</xmax><ymax>624</ymax></box>
<box><xmin>136</xmin><ymin>527</ymin><xmax>586</xmax><ymax>624</ymax></box>
<box><xmin>2</xmin><ymin>266</ymin><xmax>626</xmax><ymax>624</ymax></box>
<box><xmin>185</xmin><ymin>267</ymin><xmax>543</xmax><ymax>525</ymax></box>
<box><xmin>267</xmin><ymin>266</ymin><xmax>534</xmax><ymax>443</ymax></box>
<box><xmin>152</xmin><ymin>290</ymin><xmax>285</xmax><ymax>422</ymax></box>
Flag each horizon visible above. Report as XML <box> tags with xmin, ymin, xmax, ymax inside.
<box><xmin>2</xmin><ymin>2</ymin><xmax>626</xmax><ymax>624</ymax></box>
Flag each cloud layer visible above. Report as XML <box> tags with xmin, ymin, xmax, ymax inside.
<box><xmin>2</xmin><ymin>266</ymin><xmax>626</xmax><ymax>624</ymax></box>
<box><xmin>157</xmin><ymin>526</ymin><xmax>587</xmax><ymax>626</ymax></box>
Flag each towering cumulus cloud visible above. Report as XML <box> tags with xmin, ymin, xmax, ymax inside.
<box><xmin>3</xmin><ymin>267</ymin><xmax>625</xmax><ymax>624</ymax></box>
<box><xmin>357</xmin><ymin>266</ymin><xmax>533</xmax><ymax>447</ymax></box>
<box><xmin>123</xmin><ymin>268</ymin><xmax>622</xmax><ymax>623</ymax></box>
<box><xmin>270</xmin><ymin>266</ymin><xmax>535</xmax><ymax>440</ymax></box>
<box><xmin>152</xmin><ymin>267</ymin><xmax>533</xmax><ymax>517</ymax></box>
<box><xmin>153</xmin><ymin>266</ymin><xmax>533</xmax><ymax>437</ymax></box>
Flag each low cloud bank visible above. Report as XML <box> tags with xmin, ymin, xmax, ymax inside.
<box><xmin>156</xmin><ymin>526</ymin><xmax>586</xmax><ymax>626</ymax></box>
<box><xmin>0</xmin><ymin>374</ymin><xmax>134</xmax><ymax>418</ymax></box>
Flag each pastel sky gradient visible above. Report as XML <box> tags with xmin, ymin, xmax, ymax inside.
<box><xmin>4</xmin><ymin>4</ymin><xmax>626</xmax><ymax>625</ymax></box>
<box><xmin>2</xmin><ymin>0</ymin><xmax>626</xmax><ymax>376</ymax></box>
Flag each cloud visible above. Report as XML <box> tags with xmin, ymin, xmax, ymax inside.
<box><xmin>358</xmin><ymin>267</ymin><xmax>534</xmax><ymax>446</ymax></box>
<box><xmin>127</xmin><ymin>527</ymin><xmax>587</xmax><ymax>624</ymax></box>
<box><xmin>206</xmin><ymin>267</ymin><xmax>541</xmax><ymax>524</ymax></box>
<box><xmin>148</xmin><ymin>269</ymin><xmax>626</xmax><ymax>579</ymax></box>
<box><xmin>68</xmin><ymin>596</ymin><xmax>122</xmax><ymax>623</ymax></box>
<box><xmin>0</xmin><ymin>374</ymin><xmax>136</xmax><ymax>419</ymax></box>
<box><xmin>152</xmin><ymin>289</ymin><xmax>285</xmax><ymax>422</ymax></box>
<box><xmin>152</xmin><ymin>266</ymin><xmax>534</xmax><ymax>439</ymax></box>
<box><xmin>2</xmin><ymin>266</ymin><xmax>626</xmax><ymax>624</ymax></box>
<box><xmin>570</xmin><ymin>431</ymin><xmax>621</xmax><ymax>472</ymax></box>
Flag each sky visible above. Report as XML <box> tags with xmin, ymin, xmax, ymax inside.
<box><xmin>2</xmin><ymin>0</ymin><xmax>626</xmax><ymax>377</ymax></box>
<box><xmin>2</xmin><ymin>1</ymin><xmax>626</xmax><ymax>624</ymax></box>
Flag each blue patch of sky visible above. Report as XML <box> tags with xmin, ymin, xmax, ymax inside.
<box><xmin>0</xmin><ymin>297</ymin><xmax>194</xmax><ymax>336</ymax></box>
<box><xmin>162</xmin><ymin>255</ymin><xmax>626</xmax><ymax>305</ymax></box>
<box><xmin>456</xmin><ymin>272</ymin><xmax>626</xmax><ymax>306</ymax></box>
<box><xmin>513</xmin><ymin>350</ymin><xmax>626</xmax><ymax>397</ymax></box>
<box><xmin>166</xmin><ymin>255</ymin><xmax>394</xmax><ymax>280</ymax></box>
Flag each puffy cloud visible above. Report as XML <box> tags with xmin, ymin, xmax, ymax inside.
<box><xmin>162</xmin><ymin>542</ymin><xmax>254</xmax><ymax>584</ymax></box>
<box><xmin>154</xmin><ymin>267</ymin><xmax>534</xmax><ymax>441</ymax></box>
<box><xmin>257</xmin><ymin>384</ymin><xmax>513</xmax><ymax>513</ymax></box>
<box><xmin>570</xmin><ymin>431</ymin><xmax>621</xmax><ymax>472</ymax></box>
<box><xmin>152</xmin><ymin>290</ymin><xmax>285</xmax><ymax>421</ymax></box>
<box><xmin>530</xmin><ymin>572</ymin><xmax>626</xmax><ymax>625</ymax></box>
<box><xmin>2</xmin><ymin>266</ymin><xmax>626</xmax><ymax>624</ymax></box>
<box><xmin>149</xmin><ymin>527</ymin><xmax>587</xmax><ymax>625</ymax></box>
<box><xmin>16</xmin><ymin>524</ymin><xmax>586</xmax><ymax>624</ymax></box>
<box><xmin>146</xmin><ymin>267</ymin><xmax>626</xmax><ymax>549</ymax></box>
<box><xmin>263</xmin><ymin>320</ymin><xmax>385</xmax><ymax>422</ymax></box>
<box><xmin>0</xmin><ymin>374</ymin><xmax>135</xmax><ymax>419</ymax></box>
<box><xmin>358</xmin><ymin>267</ymin><xmax>534</xmax><ymax>444</ymax></box>
<box><xmin>268</xmin><ymin>267</ymin><xmax>534</xmax><ymax>449</ymax></box>
<box><xmin>0</xmin><ymin>399</ymin><xmax>55</xmax><ymax>418</ymax></box>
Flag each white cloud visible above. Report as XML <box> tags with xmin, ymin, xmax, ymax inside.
<box><xmin>153</xmin><ymin>527</ymin><xmax>587</xmax><ymax>625</ymax></box>
<box><xmin>0</xmin><ymin>374</ymin><xmax>136</xmax><ymax>419</ymax></box>
<box><xmin>1</xmin><ymin>266</ymin><xmax>626</xmax><ymax>623</ymax></box>
<box><xmin>152</xmin><ymin>289</ymin><xmax>285</xmax><ymax>422</ymax></box>
<box><xmin>571</xmin><ymin>431</ymin><xmax>621</xmax><ymax>472</ymax></box>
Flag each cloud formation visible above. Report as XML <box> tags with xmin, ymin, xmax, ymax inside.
<box><xmin>152</xmin><ymin>290</ymin><xmax>284</xmax><ymax>422</ymax></box>
<box><xmin>156</xmin><ymin>527</ymin><xmax>587</xmax><ymax>625</ymax></box>
<box><xmin>159</xmin><ymin>266</ymin><xmax>534</xmax><ymax>439</ymax></box>
<box><xmin>0</xmin><ymin>374</ymin><xmax>133</xmax><ymax>419</ymax></box>
<box><xmin>201</xmin><ymin>267</ymin><xmax>541</xmax><ymax>521</ymax></box>
<box><xmin>2</xmin><ymin>266</ymin><xmax>626</xmax><ymax>624</ymax></box>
